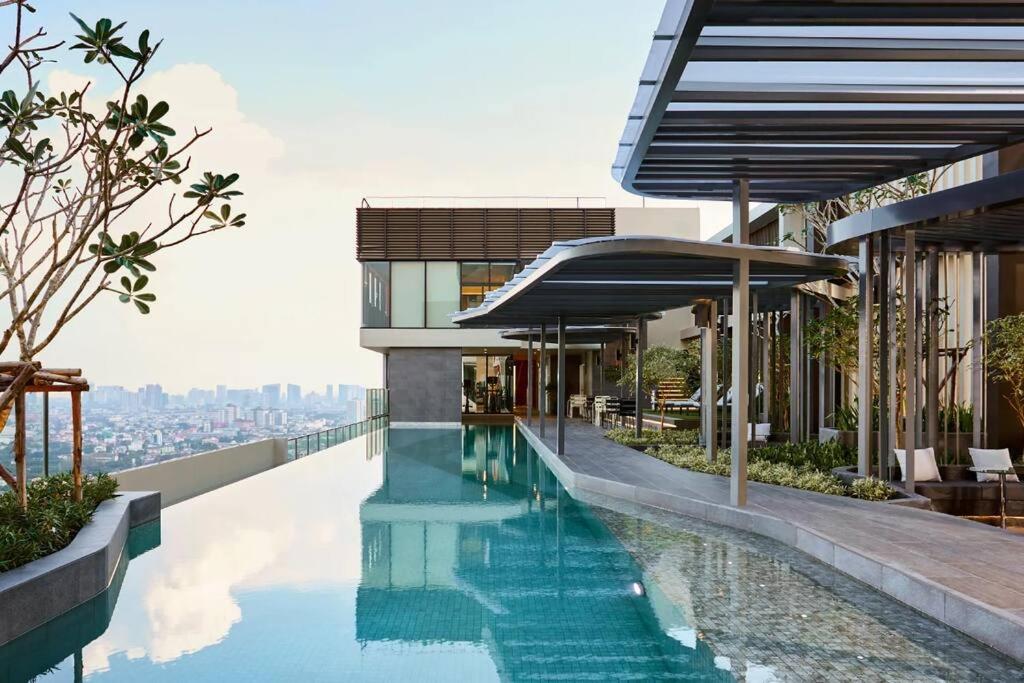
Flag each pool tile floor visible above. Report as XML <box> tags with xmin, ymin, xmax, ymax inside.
<box><xmin>519</xmin><ymin>417</ymin><xmax>1024</xmax><ymax>665</ymax></box>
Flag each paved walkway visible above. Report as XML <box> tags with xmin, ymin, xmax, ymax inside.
<box><xmin>517</xmin><ymin>417</ymin><xmax>1024</xmax><ymax>662</ymax></box>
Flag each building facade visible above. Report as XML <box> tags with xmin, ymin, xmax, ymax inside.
<box><xmin>357</xmin><ymin>204</ymin><xmax>701</xmax><ymax>424</ymax></box>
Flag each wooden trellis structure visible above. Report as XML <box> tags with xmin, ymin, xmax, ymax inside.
<box><xmin>0</xmin><ymin>361</ymin><xmax>90</xmax><ymax>508</ymax></box>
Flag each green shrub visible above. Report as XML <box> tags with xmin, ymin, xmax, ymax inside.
<box><xmin>0</xmin><ymin>473</ymin><xmax>118</xmax><ymax>572</ymax></box>
<box><xmin>605</xmin><ymin>427</ymin><xmax>699</xmax><ymax>448</ymax></box>
<box><xmin>753</xmin><ymin>440</ymin><xmax>856</xmax><ymax>471</ymax></box>
<box><xmin>647</xmin><ymin>445</ymin><xmax>895</xmax><ymax>501</ymax></box>
<box><xmin>848</xmin><ymin>476</ymin><xmax>895</xmax><ymax>502</ymax></box>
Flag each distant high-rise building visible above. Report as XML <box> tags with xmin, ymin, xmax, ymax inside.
<box><xmin>326</xmin><ymin>384</ymin><xmax>334</xmax><ymax>402</ymax></box>
<box><xmin>262</xmin><ymin>384</ymin><xmax>281</xmax><ymax>408</ymax></box>
<box><xmin>216</xmin><ymin>384</ymin><xmax>227</xmax><ymax>405</ymax></box>
<box><xmin>144</xmin><ymin>384</ymin><xmax>165</xmax><ymax>410</ymax></box>
<box><xmin>287</xmin><ymin>384</ymin><xmax>301</xmax><ymax>407</ymax></box>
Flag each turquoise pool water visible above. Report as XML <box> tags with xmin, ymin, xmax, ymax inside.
<box><xmin>1</xmin><ymin>425</ymin><xmax>1021</xmax><ymax>681</ymax></box>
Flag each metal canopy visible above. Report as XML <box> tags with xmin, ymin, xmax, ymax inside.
<box><xmin>613</xmin><ymin>1</ymin><xmax>1024</xmax><ymax>203</ymax></box>
<box><xmin>501</xmin><ymin>325</ymin><xmax>637</xmax><ymax>344</ymax></box>
<box><xmin>452</xmin><ymin>236</ymin><xmax>849</xmax><ymax>327</ymax></box>
<box><xmin>827</xmin><ymin>167</ymin><xmax>1024</xmax><ymax>252</ymax></box>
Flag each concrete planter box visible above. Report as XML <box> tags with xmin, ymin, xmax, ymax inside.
<box><xmin>0</xmin><ymin>491</ymin><xmax>159</xmax><ymax>647</ymax></box>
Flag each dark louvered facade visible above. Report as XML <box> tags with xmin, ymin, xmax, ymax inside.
<box><xmin>356</xmin><ymin>208</ymin><xmax>615</xmax><ymax>261</ymax></box>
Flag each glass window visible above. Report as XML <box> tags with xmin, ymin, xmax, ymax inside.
<box><xmin>391</xmin><ymin>261</ymin><xmax>425</xmax><ymax>327</ymax></box>
<box><xmin>362</xmin><ymin>262</ymin><xmax>390</xmax><ymax>328</ymax></box>
<box><xmin>460</xmin><ymin>262</ymin><xmax>519</xmax><ymax>311</ymax></box>
<box><xmin>489</xmin><ymin>262</ymin><xmax>516</xmax><ymax>286</ymax></box>
<box><xmin>460</xmin><ymin>261</ymin><xmax>488</xmax><ymax>311</ymax></box>
<box><xmin>426</xmin><ymin>262</ymin><xmax>459</xmax><ymax>328</ymax></box>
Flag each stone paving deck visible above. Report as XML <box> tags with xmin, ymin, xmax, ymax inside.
<box><xmin>517</xmin><ymin>417</ymin><xmax>1024</xmax><ymax>662</ymax></box>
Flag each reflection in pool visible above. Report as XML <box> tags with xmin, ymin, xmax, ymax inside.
<box><xmin>0</xmin><ymin>426</ymin><xmax>724</xmax><ymax>681</ymax></box>
<box><xmin>3</xmin><ymin>425</ymin><xmax>1021</xmax><ymax>681</ymax></box>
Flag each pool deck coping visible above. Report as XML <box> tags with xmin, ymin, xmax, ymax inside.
<box><xmin>517</xmin><ymin>417</ymin><xmax>1024</xmax><ymax>663</ymax></box>
<box><xmin>0</xmin><ymin>490</ymin><xmax>160</xmax><ymax>646</ymax></box>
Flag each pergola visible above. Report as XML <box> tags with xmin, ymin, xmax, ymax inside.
<box><xmin>602</xmin><ymin>0</ymin><xmax>1024</xmax><ymax>505</ymax></box>
<box><xmin>454</xmin><ymin>236</ymin><xmax>849</xmax><ymax>505</ymax></box>
<box><xmin>827</xmin><ymin>168</ymin><xmax>1024</xmax><ymax>491</ymax></box>
<box><xmin>0</xmin><ymin>361</ymin><xmax>89</xmax><ymax>508</ymax></box>
<box><xmin>613</xmin><ymin>1</ymin><xmax>1024</xmax><ymax>204</ymax></box>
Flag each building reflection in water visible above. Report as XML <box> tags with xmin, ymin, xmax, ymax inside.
<box><xmin>357</xmin><ymin>425</ymin><xmax>728</xmax><ymax>681</ymax></box>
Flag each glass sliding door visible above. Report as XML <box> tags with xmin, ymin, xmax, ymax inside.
<box><xmin>462</xmin><ymin>354</ymin><xmax>513</xmax><ymax>414</ymax></box>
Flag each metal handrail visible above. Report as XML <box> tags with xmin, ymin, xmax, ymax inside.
<box><xmin>285</xmin><ymin>389</ymin><xmax>389</xmax><ymax>460</ymax></box>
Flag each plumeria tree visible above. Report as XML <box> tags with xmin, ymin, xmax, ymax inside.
<box><xmin>780</xmin><ymin>170</ymin><xmax>946</xmax><ymax>251</ymax></box>
<box><xmin>618</xmin><ymin>343</ymin><xmax>701</xmax><ymax>397</ymax></box>
<box><xmin>985</xmin><ymin>314</ymin><xmax>1024</xmax><ymax>434</ymax></box>
<box><xmin>0</xmin><ymin>4</ymin><xmax>246</xmax><ymax>362</ymax></box>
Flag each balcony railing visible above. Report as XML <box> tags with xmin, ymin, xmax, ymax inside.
<box><xmin>286</xmin><ymin>389</ymin><xmax>388</xmax><ymax>460</ymax></box>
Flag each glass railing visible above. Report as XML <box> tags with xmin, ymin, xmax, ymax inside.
<box><xmin>286</xmin><ymin>389</ymin><xmax>388</xmax><ymax>460</ymax></box>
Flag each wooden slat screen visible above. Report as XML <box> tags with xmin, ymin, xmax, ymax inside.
<box><xmin>357</xmin><ymin>207</ymin><xmax>615</xmax><ymax>261</ymax></box>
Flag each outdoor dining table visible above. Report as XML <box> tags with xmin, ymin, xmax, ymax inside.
<box><xmin>969</xmin><ymin>467</ymin><xmax>1017</xmax><ymax>529</ymax></box>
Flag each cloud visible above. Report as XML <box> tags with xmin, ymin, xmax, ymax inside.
<box><xmin>37</xmin><ymin>63</ymin><xmax>383</xmax><ymax>392</ymax></box>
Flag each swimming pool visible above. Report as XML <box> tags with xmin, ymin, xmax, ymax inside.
<box><xmin>1</xmin><ymin>425</ymin><xmax>1020</xmax><ymax>681</ymax></box>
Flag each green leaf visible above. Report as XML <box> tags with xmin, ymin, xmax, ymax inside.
<box><xmin>135</xmin><ymin>293</ymin><xmax>156</xmax><ymax>302</ymax></box>
<box><xmin>69</xmin><ymin>13</ymin><xmax>93</xmax><ymax>37</ymax></box>
<box><xmin>134</xmin><ymin>300</ymin><xmax>150</xmax><ymax>314</ymax></box>
<box><xmin>220</xmin><ymin>204</ymin><xmax>230</xmax><ymax>220</ymax></box>
<box><xmin>133</xmin><ymin>240</ymin><xmax>157</xmax><ymax>257</ymax></box>
<box><xmin>149</xmin><ymin>101</ymin><xmax>169</xmax><ymax>121</ymax></box>
<box><xmin>134</xmin><ymin>275</ymin><xmax>149</xmax><ymax>291</ymax></box>
<box><xmin>103</xmin><ymin>261</ymin><xmax>121</xmax><ymax>274</ymax></box>
<box><xmin>120</xmin><ymin>276</ymin><xmax>131</xmax><ymax>291</ymax></box>
<box><xmin>5</xmin><ymin>138</ymin><xmax>31</xmax><ymax>162</ymax></box>
<box><xmin>118</xmin><ymin>293</ymin><xmax>130</xmax><ymax>303</ymax></box>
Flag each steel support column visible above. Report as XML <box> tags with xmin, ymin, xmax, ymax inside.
<box><xmin>527</xmin><ymin>336</ymin><xmax>534</xmax><ymax>426</ymax></box>
<box><xmin>790</xmin><ymin>290</ymin><xmax>802</xmax><ymax>443</ymax></box>
<box><xmin>878</xmin><ymin>233</ymin><xmax>891</xmax><ymax>479</ymax></box>
<box><xmin>750</xmin><ymin>291</ymin><xmax>759</xmax><ymax>419</ymax></box>
<box><xmin>703</xmin><ymin>299</ymin><xmax>718</xmax><ymax>462</ymax></box>
<box><xmin>635</xmin><ymin>317</ymin><xmax>647</xmax><ymax>439</ymax></box>
<box><xmin>733</xmin><ymin>178</ymin><xmax>750</xmax><ymax>245</ymax></box>
<box><xmin>926</xmin><ymin>248</ymin><xmax>940</xmax><ymax>451</ymax></box>
<box><xmin>761</xmin><ymin>311</ymin><xmax>771</xmax><ymax>424</ymax></box>
<box><xmin>539</xmin><ymin>323</ymin><xmax>547</xmax><ymax>437</ymax></box>
<box><xmin>904</xmin><ymin>232</ymin><xmax>918</xmax><ymax>493</ymax></box>
<box><xmin>857</xmin><ymin>237</ymin><xmax>874</xmax><ymax>475</ymax></box>
<box><xmin>732</xmin><ymin>257</ymin><xmax>750</xmax><ymax>507</ymax></box>
<box><xmin>971</xmin><ymin>251</ymin><xmax>984</xmax><ymax>448</ymax></box>
<box><xmin>557</xmin><ymin>316</ymin><xmax>566</xmax><ymax>455</ymax></box>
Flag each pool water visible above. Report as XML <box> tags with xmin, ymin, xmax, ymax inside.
<box><xmin>1</xmin><ymin>425</ymin><xmax>1021</xmax><ymax>681</ymax></box>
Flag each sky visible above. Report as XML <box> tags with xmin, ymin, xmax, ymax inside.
<box><xmin>5</xmin><ymin>1</ymin><xmax>733</xmax><ymax>394</ymax></box>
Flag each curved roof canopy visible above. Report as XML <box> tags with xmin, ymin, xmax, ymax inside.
<box><xmin>500</xmin><ymin>325</ymin><xmax>638</xmax><ymax>344</ymax></box>
<box><xmin>452</xmin><ymin>236</ymin><xmax>850</xmax><ymax>328</ymax></box>
<box><xmin>614</xmin><ymin>1</ymin><xmax>1024</xmax><ymax>203</ymax></box>
<box><xmin>828</xmin><ymin>167</ymin><xmax>1024</xmax><ymax>252</ymax></box>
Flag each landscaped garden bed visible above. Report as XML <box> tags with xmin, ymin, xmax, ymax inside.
<box><xmin>604</xmin><ymin>427</ymin><xmax>700</xmax><ymax>449</ymax></box>
<box><xmin>605</xmin><ymin>429</ymin><xmax>895</xmax><ymax>502</ymax></box>
<box><xmin>0</xmin><ymin>473</ymin><xmax>118</xmax><ymax>572</ymax></box>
